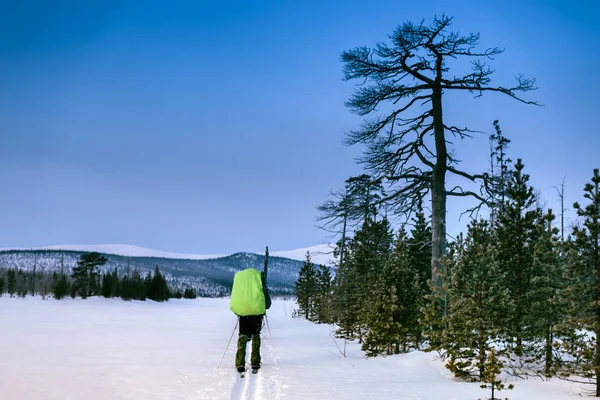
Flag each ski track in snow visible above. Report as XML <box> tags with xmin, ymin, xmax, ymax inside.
<box><xmin>228</xmin><ymin>340</ymin><xmax>284</xmax><ymax>399</ymax></box>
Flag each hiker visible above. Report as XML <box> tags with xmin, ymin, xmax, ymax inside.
<box><xmin>230</xmin><ymin>269</ymin><xmax>271</xmax><ymax>374</ymax></box>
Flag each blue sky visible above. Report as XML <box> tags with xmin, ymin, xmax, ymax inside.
<box><xmin>1</xmin><ymin>0</ymin><xmax>598</xmax><ymax>254</ymax></box>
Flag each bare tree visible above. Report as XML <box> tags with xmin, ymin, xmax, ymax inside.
<box><xmin>317</xmin><ymin>174</ymin><xmax>386</xmax><ymax>273</ymax></box>
<box><xmin>553</xmin><ymin>176</ymin><xmax>568</xmax><ymax>241</ymax></box>
<box><xmin>340</xmin><ymin>15</ymin><xmax>537</xmax><ymax>292</ymax></box>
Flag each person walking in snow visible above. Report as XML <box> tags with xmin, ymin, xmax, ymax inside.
<box><xmin>229</xmin><ymin>269</ymin><xmax>271</xmax><ymax>374</ymax></box>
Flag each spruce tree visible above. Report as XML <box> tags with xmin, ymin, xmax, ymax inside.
<box><xmin>524</xmin><ymin>209</ymin><xmax>565</xmax><ymax>377</ymax></box>
<box><xmin>17</xmin><ymin>269</ymin><xmax>28</xmax><ymax>297</ymax></box>
<box><xmin>480</xmin><ymin>348</ymin><xmax>514</xmax><ymax>400</ymax></box>
<box><xmin>444</xmin><ymin>220</ymin><xmax>514</xmax><ymax>381</ymax></box>
<box><xmin>353</xmin><ymin>217</ymin><xmax>394</xmax><ymax>341</ymax></box>
<box><xmin>130</xmin><ymin>270</ymin><xmax>146</xmax><ymax>300</ymax></box>
<box><xmin>488</xmin><ymin>120</ymin><xmax>512</xmax><ymax>222</ymax></box>
<box><xmin>314</xmin><ymin>264</ymin><xmax>333</xmax><ymax>324</ymax></box>
<box><xmin>120</xmin><ymin>275</ymin><xmax>132</xmax><ymax>301</ymax></box>
<box><xmin>101</xmin><ymin>273</ymin><xmax>113</xmax><ymax>298</ymax></box>
<box><xmin>0</xmin><ymin>275</ymin><xmax>5</xmax><ymax>296</ymax></box>
<box><xmin>407</xmin><ymin>202</ymin><xmax>432</xmax><ymax>295</ymax></box>
<box><xmin>332</xmin><ymin>237</ymin><xmax>358</xmax><ymax>338</ymax></box>
<box><xmin>494</xmin><ymin>159</ymin><xmax>539</xmax><ymax>352</ymax></box>
<box><xmin>421</xmin><ymin>241</ymin><xmax>455</xmax><ymax>353</ymax></box>
<box><xmin>562</xmin><ymin>169</ymin><xmax>600</xmax><ymax>396</ymax></box>
<box><xmin>362</xmin><ymin>230</ymin><xmax>422</xmax><ymax>356</ymax></box>
<box><xmin>149</xmin><ymin>266</ymin><xmax>170</xmax><ymax>302</ymax></box>
<box><xmin>52</xmin><ymin>273</ymin><xmax>69</xmax><ymax>300</ymax></box>
<box><xmin>7</xmin><ymin>269</ymin><xmax>16</xmax><ymax>297</ymax></box>
<box><xmin>294</xmin><ymin>252</ymin><xmax>318</xmax><ymax>320</ymax></box>
<box><xmin>71</xmin><ymin>252</ymin><xmax>108</xmax><ymax>298</ymax></box>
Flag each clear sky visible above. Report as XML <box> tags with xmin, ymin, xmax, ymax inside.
<box><xmin>1</xmin><ymin>0</ymin><xmax>598</xmax><ymax>254</ymax></box>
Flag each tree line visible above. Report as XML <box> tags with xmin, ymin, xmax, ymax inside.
<box><xmin>295</xmin><ymin>13</ymin><xmax>600</xmax><ymax>398</ymax></box>
<box><xmin>0</xmin><ymin>252</ymin><xmax>197</xmax><ymax>302</ymax></box>
<box><xmin>297</xmin><ymin>162</ymin><xmax>600</xmax><ymax>395</ymax></box>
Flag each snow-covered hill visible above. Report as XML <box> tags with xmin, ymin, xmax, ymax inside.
<box><xmin>0</xmin><ymin>243</ymin><xmax>336</xmax><ymax>266</ymax></box>
<box><xmin>0</xmin><ymin>244</ymin><xmax>336</xmax><ymax>297</ymax></box>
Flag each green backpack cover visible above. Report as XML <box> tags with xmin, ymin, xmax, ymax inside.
<box><xmin>230</xmin><ymin>268</ymin><xmax>266</xmax><ymax>316</ymax></box>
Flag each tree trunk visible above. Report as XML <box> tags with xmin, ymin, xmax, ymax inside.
<box><xmin>340</xmin><ymin>214</ymin><xmax>347</xmax><ymax>272</ymax></box>
<box><xmin>545</xmin><ymin>328</ymin><xmax>553</xmax><ymax>377</ymax></box>
<box><xmin>88</xmin><ymin>268</ymin><xmax>93</xmax><ymax>298</ymax></box>
<box><xmin>594</xmin><ymin>175</ymin><xmax>600</xmax><ymax>397</ymax></box>
<box><xmin>431</xmin><ymin>73</ymin><xmax>447</xmax><ymax>308</ymax></box>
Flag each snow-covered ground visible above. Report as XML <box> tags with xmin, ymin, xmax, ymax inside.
<box><xmin>0</xmin><ymin>296</ymin><xmax>587</xmax><ymax>400</ymax></box>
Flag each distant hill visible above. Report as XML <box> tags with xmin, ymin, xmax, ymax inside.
<box><xmin>0</xmin><ymin>245</ymin><xmax>334</xmax><ymax>297</ymax></box>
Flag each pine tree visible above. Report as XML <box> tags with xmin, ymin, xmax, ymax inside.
<box><xmin>183</xmin><ymin>288</ymin><xmax>196</xmax><ymax>299</ymax></box>
<box><xmin>407</xmin><ymin>202</ymin><xmax>432</xmax><ymax>295</ymax></box>
<box><xmin>71</xmin><ymin>252</ymin><xmax>108</xmax><ymax>298</ymax></box>
<box><xmin>444</xmin><ymin>220</ymin><xmax>514</xmax><ymax>381</ymax></box>
<box><xmin>354</xmin><ymin>217</ymin><xmax>395</xmax><ymax>341</ymax></box>
<box><xmin>562</xmin><ymin>169</ymin><xmax>600</xmax><ymax>396</ymax></box>
<box><xmin>421</xmin><ymin>243</ymin><xmax>454</xmax><ymax>353</ymax></box>
<box><xmin>7</xmin><ymin>269</ymin><xmax>16</xmax><ymax>297</ymax></box>
<box><xmin>362</xmin><ymin>230</ymin><xmax>422</xmax><ymax>356</ymax></box>
<box><xmin>149</xmin><ymin>266</ymin><xmax>170</xmax><ymax>302</ymax></box>
<box><xmin>101</xmin><ymin>273</ymin><xmax>113</xmax><ymax>298</ymax></box>
<box><xmin>479</xmin><ymin>348</ymin><xmax>514</xmax><ymax>400</ymax></box>
<box><xmin>314</xmin><ymin>264</ymin><xmax>333</xmax><ymax>324</ymax></box>
<box><xmin>294</xmin><ymin>252</ymin><xmax>318</xmax><ymax>320</ymax></box>
<box><xmin>524</xmin><ymin>209</ymin><xmax>565</xmax><ymax>377</ymax></box>
<box><xmin>332</xmin><ymin>237</ymin><xmax>358</xmax><ymax>338</ymax></box>
<box><xmin>17</xmin><ymin>269</ymin><xmax>28</xmax><ymax>297</ymax></box>
<box><xmin>494</xmin><ymin>159</ymin><xmax>539</xmax><ymax>353</ymax></box>
<box><xmin>131</xmin><ymin>270</ymin><xmax>146</xmax><ymax>300</ymax></box>
<box><xmin>0</xmin><ymin>275</ymin><xmax>5</xmax><ymax>296</ymax></box>
<box><xmin>52</xmin><ymin>273</ymin><xmax>69</xmax><ymax>300</ymax></box>
<box><xmin>120</xmin><ymin>275</ymin><xmax>133</xmax><ymax>301</ymax></box>
<box><xmin>488</xmin><ymin>120</ymin><xmax>512</xmax><ymax>222</ymax></box>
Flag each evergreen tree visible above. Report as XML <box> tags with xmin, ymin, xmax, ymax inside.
<box><xmin>480</xmin><ymin>348</ymin><xmax>514</xmax><ymax>400</ymax></box>
<box><xmin>149</xmin><ymin>265</ymin><xmax>170</xmax><ymax>302</ymax></box>
<box><xmin>101</xmin><ymin>273</ymin><xmax>112</xmax><ymax>298</ymax></box>
<box><xmin>52</xmin><ymin>273</ymin><xmax>69</xmax><ymax>300</ymax></box>
<box><xmin>130</xmin><ymin>270</ymin><xmax>146</xmax><ymax>300</ymax></box>
<box><xmin>407</xmin><ymin>202</ymin><xmax>432</xmax><ymax>295</ymax></box>
<box><xmin>17</xmin><ymin>269</ymin><xmax>28</xmax><ymax>297</ymax></box>
<box><xmin>7</xmin><ymin>269</ymin><xmax>16</xmax><ymax>297</ymax></box>
<box><xmin>421</xmin><ymin>241</ymin><xmax>455</xmax><ymax>353</ymax></box>
<box><xmin>120</xmin><ymin>275</ymin><xmax>133</xmax><ymax>301</ymax></box>
<box><xmin>524</xmin><ymin>209</ymin><xmax>565</xmax><ymax>377</ymax></box>
<box><xmin>0</xmin><ymin>275</ymin><xmax>5</xmax><ymax>296</ymax></box>
<box><xmin>444</xmin><ymin>220</ymin><xmax>514</xmax><ymax>381</ymax></box>
<box><xmin>183</xmin><ymin>288</ymin><xmax>196</xmax><ymax>299</ymax></box>
<box><xmin>494</xmin><ymin>159</ymin><xmax>539</xmax><ymax>352</ymax></box>
<box><xmin>314</xmin><ymin>264</ymin><xmax>333</xmax><ymax>324</ymax></box>
<box><xmin>331</xmin><ymin>237</ymin><xmax>358</xmax><ymax>338</ymax></box>
<box><xmin>71</xmin><ymin>252</ymin><xmax>107</xmax><ymax>298</ymax></box>
<box><xmin>488</xmin><ymin>120</ymin><xmax>512</xmax><ymax>222</ymax></box>
<box><xmin>354</xmin><ymin>217</ymin><xmax>395</xmax><ymax>341</ymax></box>
<box><xmin>294</xmin><ymin>252</ymin><xmax>318</xmax><ymax>320</ymax></box>
<box><xmin>111</xmin><ymin>268</ymin><xmax>120</xmax><ymax>297</ymax></box>
<box><xmin>362</xmin><ymin>230</ymin><xmax>422</xmax><ymax>356</ymax></box>
<box><xmin>333</xmin><ymin>217</ymin><xmax>394</xmax><ymax>341</ymax></box>
<box><xmin>562</xmin><ymin>169</ymin><xmax>600</xmax><ymax>396</ymax></box>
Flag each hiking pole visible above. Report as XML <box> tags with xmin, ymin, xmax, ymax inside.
<box><xmin>217</xmin><ymin>319</ymin><xmax>238</xmax><ymax>369</ymax></box>
<box><xmin>264</xmin><ymin>315</ymin><xmax>279</xmax><ymax>368</ymax></box>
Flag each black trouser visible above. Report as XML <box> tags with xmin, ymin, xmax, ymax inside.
<box><xmin>235</xmin><ymin>315</ymin><xmax>263</xmax><ymax>368</ymax></box>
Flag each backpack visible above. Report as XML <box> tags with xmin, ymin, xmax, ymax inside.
<box><xmin>230</xmin><ymin>268</ymin><xmax>266</xmax><ymax>316</ymax></box>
